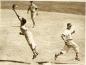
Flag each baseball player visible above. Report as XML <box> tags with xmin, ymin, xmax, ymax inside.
<box><xmin>12</xmin><ymin>4</ymin><xmax>38</xmax><ymax>59</ymax></box>
<box><xmin>54</xmin><ymin>23</ymin><xmax>80</xmax><ymax>61</ymax></box>
<box><xmin>27</xmin><ymin>1</ymin><xmax>38</xmax><ymax>28</ymax></box>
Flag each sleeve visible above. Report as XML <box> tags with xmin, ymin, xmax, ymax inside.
<box><xmin>62</xmin><ymin>30</ymin><xmax>67</xmax><ymax>36</ymax></box>
<box><xmin>33</xmin><ymin>4</ymin><xmax>38</xmax><ymax>9</ymax></box>
<box><xmin>22</xmin><ymin>26</ymin><xmax>27</xmax><ymax>31</ymax></box>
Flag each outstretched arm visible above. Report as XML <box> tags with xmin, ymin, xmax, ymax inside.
<box><xmin>71</xmin><ymin>30</ymin><xmax>75</xmax><ymax>35</ymax></box>
<box><xmin>12</xmin><ymin>4</ymin><xmax>21</xmax><ymax>22</ymax></box>
<box><xmin>14</xmin><ymin>10</ymin><xmax>21</xmax><ymax>21</ymax></box>
<box><xmin>27</xmin><ymin>6</ymin><xmax>30</xmax><ymax>14</ymax></box>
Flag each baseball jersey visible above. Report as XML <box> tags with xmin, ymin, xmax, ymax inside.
<box><xmin>20</xmin><ymin>25</ymin><xmax>27</xmax><ymax>34</ymax></box>
<box><xmin>20</xmin><ymin>25</ymin><xmax>36</xmax><ymax>46</ymax></box>
<box><xmin>62</xmin><ymin>29</ymin><xmax>74</xmax><ymax>41</ymax></box>
<box><xmin>30</xmin><ymin>3</ymin><xmax>38</xmax><ymax>12</ymax></box>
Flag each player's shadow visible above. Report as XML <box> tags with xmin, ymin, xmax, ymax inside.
<box><xmin>37</xmin><ymin>61</ymin><xmax>77</xmax><ymax>65</ymax></box>
<box><xmin>37</xmin><ymin>62</ymin><xmax>48</xmax><ymax>65</ymax></box>
<box><xmin>0</xmin><ymin>60</ymin><xmax>30</xmax><ymax>64</ymax></box>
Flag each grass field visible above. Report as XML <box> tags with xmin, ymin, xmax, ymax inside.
<box><xmin>1</xmin><ymin>1</ymin><xmax>85</xmax><ymax>15</ymax></box>
<box><xmin>0</xmin><ymin>1</ymin><xmax>85</xmax><ymax>65</ymax></box>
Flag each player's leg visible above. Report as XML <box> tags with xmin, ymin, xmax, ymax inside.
<box><xmin>25</xmin><ymin>35</ymin><xmax>36</xmax><ymax>59</ymax></box>
<box><xmin>75</xmin><ymin>52</ymin><xmax>80</xmax><ymax>61</ymax></box>
<box><xmin>25</xmin><ymin>31</ymin><xmax>38</xmax><ymax>59</ymax></box>
<box><xmin>54</xmin><ymin>44</ymin><xmax>70</xmax><ymax>60</ymax></box>
<box><xmin>32</xmin><ymin>45</ymin><xmax>39</xmax><ymax>59</ymax></box>
<box><xmin>30</xmin><ymin>39</ymin><xmax>38</xmax><ymax>59</ymax></box>
<box><xmin>28</xmin><ymin>44</ymin><xmax>36</xmax><ymax>59</ymax></box>
<box><xmin>71</xmin><ymin>41</ymin><xmax>80</xmax><ymax>61</ymax></box>
<box><xmin>55</xmin><ymin>52</ymin><xmax>63</xmax><ymax>60</ymax></box>
<box><xmin>31</xmin><ymin>12</ymin><xmax>35</xmax><ymax>28</ymax></box>
<box><xmin>33</xmin><ymin>47</ymin><xmax>39</xmax><ymax>55</ymax></box>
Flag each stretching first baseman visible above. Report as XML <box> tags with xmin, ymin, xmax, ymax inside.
<box><xmin>12</xmin><ymin>4</ymin><xmax>38</xmax><ymax>59</ymax></box>
<box><xmin>19</xmin><ymin>17</ymin><xmax>38</xmax><ymax>59</ymax></box>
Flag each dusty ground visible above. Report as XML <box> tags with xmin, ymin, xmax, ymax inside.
<box><xmin>0</xmin><ymin>9</ymin><xmax>85</xmax><ymax>65</ymax></box>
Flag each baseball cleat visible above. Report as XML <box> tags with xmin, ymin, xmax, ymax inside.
<box><xmin>32</xmin><ymin>55</ymin><xmax>36</xmax><ymax>59</ymax></box>
<box><xmin>75</xmin><ymin>57</ymin><xmax>80</xmax><ymax>61</ymax></box>
<box><xmin>54</xmin><ymin>54</ymin><xmax>58</xmax><ymax>60</ymax></box>
<box><xmin>32</xmin><ymin>53</ymin><xmax>38</xmax><ymax>59</ymax></box>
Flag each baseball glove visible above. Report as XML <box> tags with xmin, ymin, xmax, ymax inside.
<box><xmin>12</xmin><ymin>4</ymin><xmax>16</xmax><ymax>10</ymax></box>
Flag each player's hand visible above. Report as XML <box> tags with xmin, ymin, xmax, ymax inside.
<box><xmin>19</xmin><ymin>32</ymin><xmax>24</xmax><ymax>35</ymax></box>
<box><xmin>64</xmin><ymin>40</ymin><xmax>68</xmax><ymax>43</ymax></box>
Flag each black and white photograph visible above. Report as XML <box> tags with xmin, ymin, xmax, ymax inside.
<box><xmin>0</xmin><ymin>0</ymin><xmax>85</xmax><ymax>65</ymax></box>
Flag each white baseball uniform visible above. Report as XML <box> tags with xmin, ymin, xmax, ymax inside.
<box><xmin>61</xmin><ymin>29</ymin><xmax>79</xmax><ymax>54</ymax></box>
<box><xmin>20</xmin><ymin>25</ymin><xmax>37</xmax><ymax>49</ymax></box>
<box><xmin>29</xmin><ymin>3</ymin><xmax>38</xmax><ymax>18</ymax></box>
